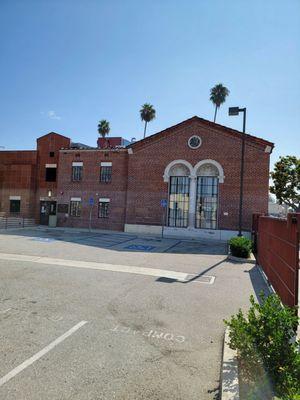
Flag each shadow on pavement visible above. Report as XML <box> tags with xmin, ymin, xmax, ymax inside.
<box><xmin>245</xmin><ymin>265</ymin><xmax>271</xmax><ymax>303</ymax></box>
<box><xmin>156</xmin><ymin>259</ymin><xmax>227</xmax><ymax>284</ymax></box>
<box><xmin>0</xmin><ymin>227</ymin><xmax>228</xmax><ymax>256</ymax></box>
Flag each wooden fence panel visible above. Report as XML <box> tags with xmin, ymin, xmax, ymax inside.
<box><xmin>252</xmin><ymin>213</ymin><xmax>299</xmax><ymax>307</ymax></box>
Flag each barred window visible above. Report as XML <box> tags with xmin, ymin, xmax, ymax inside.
<box><xmin>98</xmin><ymin>200</ymin><xmax>109</xmax><ymax>218</ymax></box>
<box><xmin>70</xmin><ymin>200</ymin><xmax>81</xmax><ymax>217</ymax></box>
<box><xmin>100</xmin><ymin>166</ymin><xmax>112</xmax><ymax>183</ymax></box>
<box><xmin>72</xmin><ymin>165</ymin><xmax>83</xmax><ymax>181</ymax></box>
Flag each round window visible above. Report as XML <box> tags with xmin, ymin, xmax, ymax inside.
<box><xmin>188</xmin><ymin>135</ymin><xmax>202</xmax><ymax>149</ymax></box>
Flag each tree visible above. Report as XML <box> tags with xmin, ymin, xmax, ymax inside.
<box><xmin>140</xmin><ymin>103</ymin><xmax>156</xmax><ymax>138</ymax></box>
<box><xmin>270</xmin><ymin>156</ymin><xmax>300</xmax><ymax>211</ymax></box>
<box><xmin>209</xmin><ymin>83</ymin><xmax>230</xmax><ymax>123</ymax></box>
<box><xmin>97</xmin><ymin>119</ymin><xmax>110</xmax><ymax>138</ymax></box>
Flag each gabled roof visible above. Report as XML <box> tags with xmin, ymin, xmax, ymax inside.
<box><xmin>37</xmin><ymin>132</ymin><xmax>70</xmax><ymax>141</ymax></box>
<box><xmin>128</xmin><ymin>116</ymin><xmax>274</xmax><ymax>151</ymax></box>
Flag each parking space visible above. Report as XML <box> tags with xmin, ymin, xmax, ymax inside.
<box><xmin>0</xmin><ymin>227</ymin><xmax>227</xmax><ymax>259</ymax></box>
<box><xmin>0</xmin><ymin>228</ymin><xmax>267</xmax><ymax>399</ymax></box>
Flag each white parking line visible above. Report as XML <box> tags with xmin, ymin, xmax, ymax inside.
<box><xmin>0</xmin><ymin>252</ymin><xmax>214</xmax><ymax>283</ymax></box>
<box><xmin>0</xmin><ymin>320</ymin><xmax>88</xmax><ymax>387</ymax></box>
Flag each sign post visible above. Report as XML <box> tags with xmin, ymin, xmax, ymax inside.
<box><xmin>89</xmin><ymin>197</ymin><xmax>94</xmax><ymax>232</ymax></box>
<box><xmin>160</xmin><ymin>199</ymin><xmax>167</xmax><ymax>238</ymax></box>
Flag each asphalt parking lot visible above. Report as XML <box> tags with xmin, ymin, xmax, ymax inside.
<box><xmin>0</xmin><ymin>228</ymin><xmax>267</xmax><ymax>399</ymax></box>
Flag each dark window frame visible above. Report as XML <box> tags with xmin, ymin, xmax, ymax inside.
<box><xmin>100</xmin><ymin>165</ymin><xmax>112</xmax><ymax>183</ymax></box>
<box><xmin>69</xmin><ymin>200</ymin><xmax>82</xmax><ymax>217</ymax></box>
<box><xmin>168</xmin><ymin>176</ymin><xmax>190</xmax><ymax>228</ymax></box>
<box><xmin>98</xmin><ymin>201</ymin><xmax>110</xmax><ymax>218</ymax></box>
<box><xmin>195</xmin><ymin>176</ymin><xmax>218</xmax><ymax>230</ymax></box>
<box><xmin>72</xmin><ymin>165</ymin><xmax>83</xmax><ymax>181</ymax></box>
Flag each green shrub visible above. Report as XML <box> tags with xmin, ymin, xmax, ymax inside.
<box><xmin>229</xmin><ymin>236</ymin><xmax>252</xmax><ymax>258</ymax></box>
<box><xmin>224</xmin><ymin>293</ymin><xmax>300</xmax><ymax>399</ymax></box>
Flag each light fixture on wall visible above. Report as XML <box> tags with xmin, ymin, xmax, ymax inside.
<box><xmin>48</xmin><ymin>190</ymin><xmax>52</xmax><ymax>198</ymax></box>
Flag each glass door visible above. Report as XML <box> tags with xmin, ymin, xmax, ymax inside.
<box><xmin>195</xmin><ymin>177</ymin><xmax>218</xmax><ymax>229</ymax></box>
<box><xmin>168</xmin><ymin>176</ymin><xmax>190</xmax><ymax>228</ymax></box>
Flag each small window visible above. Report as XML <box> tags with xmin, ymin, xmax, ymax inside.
<box><xmin>72</xmin><ymin>166</ymin><xmax>83</xmax><ymax>181</ymax></box>
<box><xmin>49</xmin><ymin>152</ymin><xmax>55</xmax><ymax>157</ymax></box>
<box><xmin>10</xmin><ymin>200</ymin><xmax>21</xmax><ymax>213</ymax></box>
<box><xmin>188</xmin><ymin>135</ymin><xmax>202</xmax><ymax>149</ymax></box>
<box><xmin>70</xmin><ymin>201</ymin><xmax>81</xmax><ymax>217</ymax></box>
<box><xmin>100</xmin><ymin>166</ymin><xmax>112</xmax><ymax>183</ymax></box>
<box><xmin>45</xmin><ymin>167</ymin><xmax>57</xmax><ymax>182</ymax></box>
<box><xmin>98</xmin><ymin>200</ymin><xmax>109</xmax><ymax>218</ymax></box>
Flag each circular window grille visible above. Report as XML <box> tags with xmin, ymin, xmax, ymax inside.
<box><xmin>188</xmin><ymin>135</ymin><xmax>202</xmax><ymax>149</ymax></box>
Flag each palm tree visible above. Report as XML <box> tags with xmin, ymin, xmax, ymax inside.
<box><xmin>98</xmin><ymin>119</ymin><xmax>110</xmax><ymax>138</ymax></box>
<box><xmin>140</xmin><ymin>103</ymin><xmax>156</xmax><ymax>138</ymax></box>
<box><xmin>210</xmin><ymin>84</ymin><xmax>230</xmax><ymax>123</ymax></box>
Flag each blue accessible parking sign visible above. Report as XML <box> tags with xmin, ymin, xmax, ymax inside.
<box><xmin>89</xmin><ymin>197</ymin><xmax>94</xmax><ymax>206</ymax></box>
<box><xmin>160</xmin><ymin>199</ymin><xmax>167</xmax><ymax>208</ymax></box>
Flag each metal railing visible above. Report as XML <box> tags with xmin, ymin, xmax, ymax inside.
<box><xmin>0</xmin><ymin>215</ymin><xmax>36</xmax><ymax>230</ymax></box>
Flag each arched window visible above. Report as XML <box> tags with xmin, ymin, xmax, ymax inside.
<box><xmin>169</xmin><ymin>164</ymin><xmax>190</xmax><ymax>176</ymax></box>
<box><xmin>164</xmin><ymin>161</ymin><xmax>192</xmax><ymax>228</ymax></box>
<box><xmin>195</xmin><ymin>163</ymin><xmax>219</xmax><ymax>229</ymax></box>
<box><xmin>163</xmin><ymin>159</ymin><xmax>224</xmax><ymax>230</ymax></box>
<box><xmin>197</xmin><ymin>163</ymin><xmax>219</xmax><ymax>177</ymax></box>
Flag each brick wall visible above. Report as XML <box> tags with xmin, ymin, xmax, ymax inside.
<box><xmin>0</xmin><ymin>151</ymin><xmax>37</xmax><ymax>217</ymax></box>
<box><xmin>0</xmin><ymin>133</ymin><xmax>70</xmax><ymax>221</ymax></box>
<box><xmin>56</xmin><ymin>149</ymin><xmax>128</xmax><ymax>231</ymax></box>
<box><xmin>0</xmin><ymin>119</ymin><xmax>272</xmax><ymax>232</ymax></box>
<box><xmin>35</xmin><ymin>133</ymin><xmax>71</xmax><ymax>221</ymax></box>
<box><xmin>126</xmin><ymin>119</ymin><xmax>270</xmax><ymax>231</ymax></box>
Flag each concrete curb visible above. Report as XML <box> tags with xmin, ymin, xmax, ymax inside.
<box><xmin>255</xmin><ymin>264</ymin><xmax>276</xmax><ymax>295</ymax></box>
<box><xmin>34</xmin><ymin>225</ymin><xmax>226</xmax><ymax>244</ymax></box>
<box><xmin>227</xmin><ymin>254</ymin><xmax>256</xmax><ymax>264</ymax></box>
<box><xmin>221</xmin><ymin>328</ymin><xmax>240</xmax><ymax>400</ymax></box>
<box><xmin>0</xmin><ymin>227</ymin><xmax>36</xmax><ymax>233</ymax></box>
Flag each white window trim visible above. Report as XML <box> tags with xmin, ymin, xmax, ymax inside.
<box><xmin>99</xmin><ymin>198</ymin><xmax>110</xmax><ymax>202</ymax></box>
<box><xmin>100</xmin><ymin>162</ymin><xmax>112</xmax><ymax>167</ymax></box>
<box><xmin>45</xmin><ymin>163</ymin><xmax>57</xmax><ymax>168</ymax></box>
<box><xmin>9</xmin><ymin>195</ymin><xmax>21</xmax><ymax>200</ymax></box>
<box><xmin>163</xmin><ymin>160</ymin><xmax>194</xmax><ymax>182</ymax></box>
<box><xmin>72</xmin><ymin>162</ymin><xmax>83</xmax><ymax>167</ymax></box>
<box><xmin>70</xmin><ymin>197</ymin><xmax>81</xmax><ymax>201</ymax></box>
<box><xmin>188</xmin><ymin>135</ymin><xmax>202</xmax><ymax>149</ymax></box>
<box><xmin>194</xmin><ymin>159</ymin><xmax>225</xmax><ymax>183</ymax></box>
<box><xmin>164</xmin><ymin>159</ymin><xmax>224</xmax><ymax>183</ymax></box>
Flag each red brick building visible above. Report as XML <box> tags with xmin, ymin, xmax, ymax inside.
<box><xmin>0</xmin><ymin>116</ymin><xmax>274</xmax><ymax>240</ymax></box>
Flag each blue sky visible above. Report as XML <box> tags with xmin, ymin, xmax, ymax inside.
<box><xmin>0</xmin><ymin>0</ymin><xmax>299</xmax><ymax>167</ymax></box>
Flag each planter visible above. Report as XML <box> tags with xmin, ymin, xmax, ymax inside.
<box><xmin>227</xmin><ymin>254</ymin><xmax>256</xmax><ymax>264</ymax></box>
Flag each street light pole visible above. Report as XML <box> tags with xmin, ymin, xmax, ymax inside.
<box><xmin>228</xmin><ymin>107</ymin><xmax>247</xmax><ymax>236</ymax></box>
